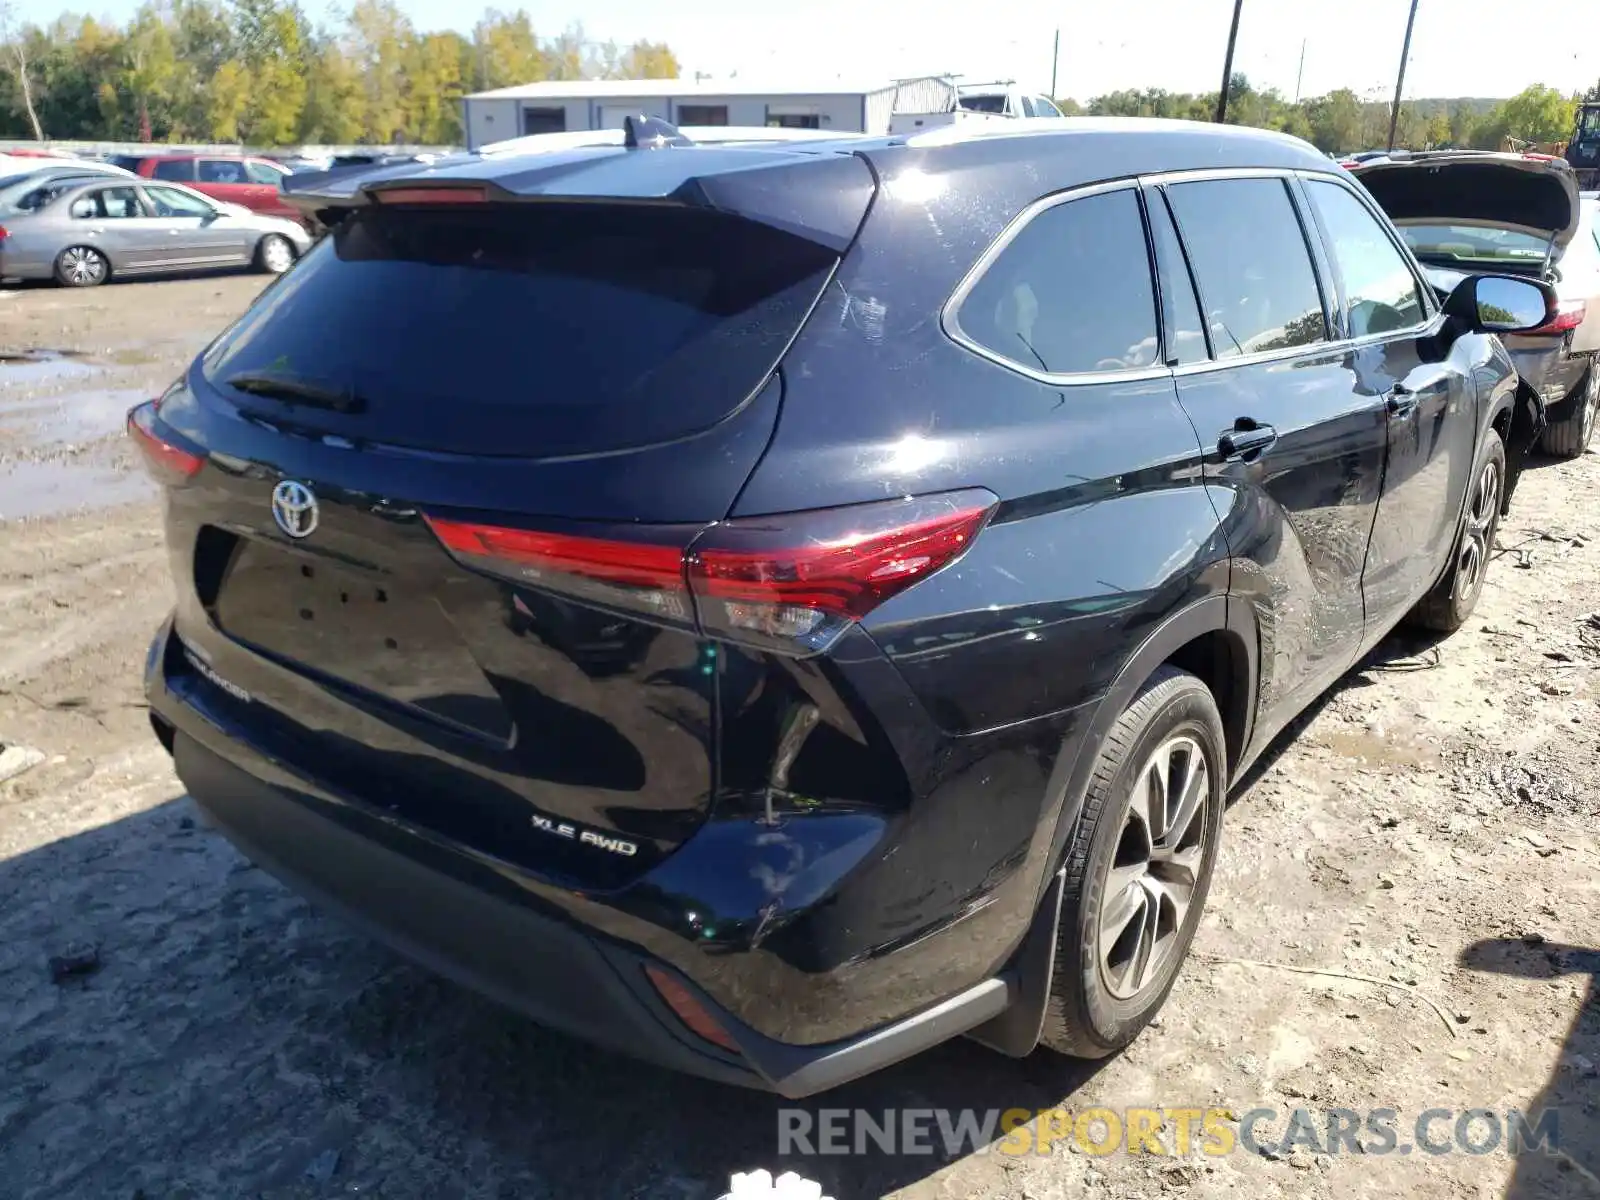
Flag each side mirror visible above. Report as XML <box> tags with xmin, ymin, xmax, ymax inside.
<box><xmin>1442</xmin><ymin>274</ymin><xmax>1558</xmax><ymax>335</ymax></box>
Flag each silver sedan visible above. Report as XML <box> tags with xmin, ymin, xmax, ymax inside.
<box><xmin>0</xmin><ymin>177</ymin><xmax>311</xmax><ymax>287</ymax></box>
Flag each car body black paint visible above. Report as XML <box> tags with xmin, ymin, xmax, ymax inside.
<box><xmin>145</xmin><ymin>119</ymin><xmax>1528</xmax><ymax>1090</ymax></box>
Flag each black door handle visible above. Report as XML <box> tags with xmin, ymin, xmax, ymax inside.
<box><xmin>1218</xmin><ymin>420</ymin><xmax>1277</xmax><ymax>460</ymax></box>
<box><xmin>1386</xmin><ymin>384</ymin><xmax>1420</xmax><ymax>419</ymax></box>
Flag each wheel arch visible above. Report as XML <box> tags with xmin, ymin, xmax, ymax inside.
<box><xmin>1043</xmin><ymin>594</ymin><xmax>1256</xmax><ymax>899</ymax></box>
<box><xmin>1496</xmin><ymin>376</ymin><xmax>1543</xmax><ymax>514</ymax></box>
<box><xmin>975</xmin><ymin>594</ymin><xmax>1258</xmax><ymax>1058</ymax></box>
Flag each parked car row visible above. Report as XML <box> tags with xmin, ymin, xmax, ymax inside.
<box><xmin>1349</xmin><ymin>152</ymin><xmax>1600</xmax><ymax>457</ymax></box>
<box><xmin>0</xmin><ymin>171</ymin><xmax>310</xmax><ymax>286</ymax></box>
<box><xmin>131</xmin><ymin>114</ymin><xmax>1563</xmax><ymax>1097</ymax></box>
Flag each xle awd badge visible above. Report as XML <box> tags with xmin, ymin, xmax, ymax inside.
<box><xmin>531</xmin><ymin>814</ymin><xmax>639</xmax><ymax>857</ymax></box>
<box><xmin>271</xmin><ymin>480</ymin><xmax>319</xmax><ymax>539</ymax></box>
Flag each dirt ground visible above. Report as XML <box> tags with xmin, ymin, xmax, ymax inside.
<box><xmin>1</xmin><ymin>275</ymin><xmax>1596</xmax><ymax>1200</ymax></box>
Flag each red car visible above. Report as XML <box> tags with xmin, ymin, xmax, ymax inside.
<box><xmin>110</xmin><ymin>154</ymin><xmax>299</xmax><ymax>223</ymax></box>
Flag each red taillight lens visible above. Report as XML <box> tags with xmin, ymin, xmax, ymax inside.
<box><xmin>643</xmin><ymin>965</ymin><xmax>740</xmax><ymax>1053</ymax></box>
<box><xmin>424</xmin><ymin>490</ymin><xmax>998</xmax><ymax>653</ymax></box>
<box><xmin>1524</xmin><ymin>299</ymin><xmax>1587</xmax><ymax>336</ymax></box>
<box><xmin>0</xmin><ymin>225</ymin><xmax>9</xmax><ymax>241</ymax></box>
<box><xmin>127</xmin><ymin>400</ymin><xmax>205</xmax><ymax>484</ymax></box>
<box><xmin>424</xmin><ymin>515</ymin><xmax>694</xmax><ymax>626</ymax></box>
<box><xmin>689</xmin><ymin>490</ymin><xmax>998</xmax><ymax>652</ymax></box>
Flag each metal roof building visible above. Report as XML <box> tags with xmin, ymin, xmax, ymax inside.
<box><xmin>459</xmin><ymin>76</ymin><xmax>958</xmax><ymax>151</ymax></box>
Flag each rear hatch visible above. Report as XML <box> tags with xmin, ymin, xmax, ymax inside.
<box><xmin>156</xmin><ymin>145</ymin><xmax>876</xmax><ymax>886</ymax></box>
<box><xmin>1353</xmin><ymin>152</ymin><xmax>1581</xmax><ymax>276</ymax></box>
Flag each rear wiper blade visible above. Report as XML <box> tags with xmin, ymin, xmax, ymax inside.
<box><xmin>222</xmin><ymin>371</ymin><xmax>367</xmax><ymax>414</ymax></box>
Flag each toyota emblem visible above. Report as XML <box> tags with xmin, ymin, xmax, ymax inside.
<box><xmin>271</xmin><ymin>480</ymin><xmax>319</xmax><ymax>539</ymax></box>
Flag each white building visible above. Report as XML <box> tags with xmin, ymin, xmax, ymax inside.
<box><xmin>459</xmin><ymin>77</ymin><xmax>959</xmax><ymax>151</ymax></box>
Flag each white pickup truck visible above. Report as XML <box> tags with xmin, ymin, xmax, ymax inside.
<box><xmin>888</xmin><ymin>81</ymin><xmax>1068</xmax><ymax>136</ymax></box>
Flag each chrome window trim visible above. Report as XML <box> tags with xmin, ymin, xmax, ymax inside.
<box><xmin>941</xmin><ymin>179</ymin><xmax>1172</xmax><ymax>387</ymax></box>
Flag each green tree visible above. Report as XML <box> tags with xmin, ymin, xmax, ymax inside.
<box><xmin>403</xmin><ymin>31</ymin><xmax>468</xmax><ymax>143</ymax></box>
<box><xmin>122</xmin><ymin>4</ymin><xmax>180</xmax><ymax>138</ymax></box>
<box><xmin>1306</xmin><ymin>88</ymin><xmax>1363</xmax><ymax>153</ymax></box>
<box><xmin>0</xmin><ymin>0</ymin><xmax>45</xmax><ymax>137</ymax></box>
<box><xmin>1494</xmin><ymin>84</ymin><xmax>1576</xmax><ymax>145</ymax></box>
<box><xmin>470</xmin><ymin>8</ymin><xmax>543</xmax><ymax>91</ymax></box>
<box><xmin>206</xmin><ymin>57</ymin><xmax>249</xmax><ymax>140</ymax></box>
<box><xmin>345</xmin><ymin>0</ymin><xmax>410</xmax><ymax>141</ymax></box>
<box><xmin>299</xmin><ymin>38</ymin><xmax>365</xmax><ymax>143</ymax></box>
<box><xmin>615</xmin><ymin>39</ymin><xmax>677</xmax><ymax>80</ymax></box>
<box><xmin>1448</xmin><ymin>102</ymin><xmax>1479</xmax><ymax>148</ymax></box>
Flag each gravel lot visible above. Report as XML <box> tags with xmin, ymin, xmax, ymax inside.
<box><xmin>1</xmin><ymin>275</ymin><xmax>1596</xmax><ymax>1200</ymax></box>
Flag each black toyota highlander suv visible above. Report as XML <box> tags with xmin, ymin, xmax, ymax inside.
<box><xmin>136</xmin><ymin>116</ymin><xmax>1555</xmax><ymax>1097</ymax></box>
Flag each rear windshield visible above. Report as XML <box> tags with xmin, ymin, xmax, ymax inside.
<box><xmin>200</xmin><ymin>203</ymin><xmax>838</xmax><ymax>457</ymax></box>
<box><xmin>1396</xmin><ymin>223</ymin><xmax>1549</xmax><ymax>267</ymax></box>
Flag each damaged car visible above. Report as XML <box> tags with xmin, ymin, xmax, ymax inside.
<box><xmin>1355</xmin><ymin>152</ymin><xmax>1600</xmax><ymax>457</ymax></box>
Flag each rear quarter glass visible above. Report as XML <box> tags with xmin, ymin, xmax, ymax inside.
<box><xmin>198</xmin><ymin>203</ymin><xmax>841</xmax><ymax>459</ymax></box>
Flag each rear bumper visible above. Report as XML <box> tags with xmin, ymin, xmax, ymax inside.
<box><xmin>1504</xmin><ymin>340</ymin><xmax>1586</xmax><ymax>405</ymax></box>
<box><xmin>147</xmin><ymin>618</ymin><xmax>1019</xmax><ymax>1096</ymax></box>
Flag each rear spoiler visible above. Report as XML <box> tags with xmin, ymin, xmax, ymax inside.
<box><xmin>281</xmin><ymin>115</ymin><xmax>877</xmax><ymax>252</ymax></box>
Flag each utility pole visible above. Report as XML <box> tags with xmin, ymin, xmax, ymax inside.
<box><xmin>1388</xmin><ymin>0</ymin><xmax>1420</xmax><ymax>150</ymax></box>
<box><xmin>1294</xmin><ymin>38</ymin><xmax>1306</xmax><ymax>104</ymax></box>
<box><xmin>1050</xmin><ymin>27</ymin><xmax>1060</xmax><ymax>100</ymax></box>
<box><xmin>1215</xmin><ymin>0</ymin><xmax>1243</xmax><ymax>123</ymax></box>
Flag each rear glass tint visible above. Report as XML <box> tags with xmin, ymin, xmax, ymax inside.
<box><xmin>955</xmin><ymin>187</ymin><xmax>1160</xmax><ymax>376</ymax></box>
<box><xmin>201</xmin><ymin>204</ymin><xmax>838</xmax><ymax>458</ymax></box>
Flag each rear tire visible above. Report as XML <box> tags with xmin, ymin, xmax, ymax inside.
<box><xmin>54</xmin><ymin>245</ymin><xmax>109</xmax><ymax>288</ymax></box>
<box><xmin>1408</xmin><ymin>429</ymin><xmax>1505</xmax><ymax>633</ymax></box>
<box><xmin>1537</xmin><ymin>360</ymin><xmax>1598</xmax><ymax>458</ymax></box>
<box><xmin>255</xmin><ymin>234</ymin><xmax>294</xmax><ymax>275</ymax></box>
<box><xmin>1038</xmin><ymin>666</ymin><xmax>1225</xmax><ymax>1059</ymax></box>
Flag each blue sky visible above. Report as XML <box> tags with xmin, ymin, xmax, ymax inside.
<box><xmin>17</xmin><ymin>0</ymin><xmax>1600</xmax><ymax>103</ymax></box>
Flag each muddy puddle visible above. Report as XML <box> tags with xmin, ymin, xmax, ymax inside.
<box><xmin>0</xmin><ymin>349</ymin><xmax>98</xmax><ymax>387</ymax></box>
<box><xmin>1</xmin><ymin>352</ymin><xmax>155</xmax><ymax>519</ymax></box>
<box><xmin>0</xmin><ymin>457</ymin><xmax>152</xmax><ymax>521</ymax></box>
<box><xmin>0</xmin><ymin>386</ymin><xmax>145</xmax><ymax>447</ymax></box>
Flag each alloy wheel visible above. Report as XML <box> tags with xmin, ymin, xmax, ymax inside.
<box><xmin>1097</xmin><ymin>733</ymin><xmax>1210</xmax><ymax>1001</ymax></box>
<box><xmin>1455</xmin><ymin>457</ymin><xmax>1500</xmax><ymax>601</ymax></box>
<box><xmin>261</xmin><ymin>236</ymin><xmax>293</xmax><ymax>274</ymax></box>
<box><xmin>60</xmin><ymin>247</ymin><xmax>106</xmax><ymax>286</ymax></box>
<box><xmin>1581</xmin><ymin>368</ymin><xmax>1598</xmax><ymax>450</ymax></box>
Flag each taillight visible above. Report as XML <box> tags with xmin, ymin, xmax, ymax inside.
<box><xmin>424</xmin><ymin>489</ymin><xmax>998</xmax><ymax>654</ymax></box>
<box><xmin>425</xmin><ymin>516</ymin><xmax>695</xmax><ymax>626</ymax></box>
<box><xmin>127</xmin><ymin>400</ymin><xmax>205</xmax><ymax>484</ymax></box>
<box><xmin>369</xmin><ymin>186</ymin><xmax>487</xmax><ymax>205</ymax></box>
<box><xmin>1524</xmin><ymin>299</ymin><xmax>1587</xmax><ymax>336</ymax></box>
<box><xmin>0</xmin><ymin>224</ymin><xmax>9</xmax><ymax>241</ymax></box>
<box><xmin>688</xmin><ymin>490</ymin><xmax>998</xmax><ymax>652</ymax></box>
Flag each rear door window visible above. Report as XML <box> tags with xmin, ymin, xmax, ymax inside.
<box><xmin>200</xmin><ymin>203</ymin><xmax>840</xmax><ymax>458</ymax></box>
<box><xmin>953</xmin><ymin>187</ymin><xmax>1160</xmax><ymax>376</ymax></box>
<box><xmin>1305</xmin><ymin>180</ymin><xmax>1426</xmax><ymax>337</ymax></box>
<box><xmin>1166</xmin><ymin>177</ymin><xmax>1328</xmax><ymax>358</ymax></box>
<box><xmin>71</xmin><ymin>186</ymin><xmax>145</xmax><ymax>219</ymax></box>
<box><xmin>198</xmin><ymin>159</ymin><xmax>246</xmax><ymax>184</ymax></box>
<box><xmin>143</xmin><ymin>185</ymin><xmax>215</xmax><ymax>218</ymax></box>
<box><xmin>246</xmin><ymin>160</ymin><xmax>286</xmax><ymax>185</ymax></box>
<box><xmin>152</xmin><ymin>159</ymin><xmax>196</xmax><ymax>182</ymax></box>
